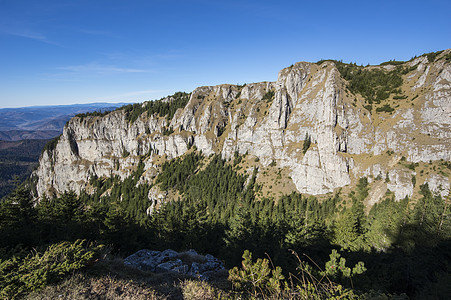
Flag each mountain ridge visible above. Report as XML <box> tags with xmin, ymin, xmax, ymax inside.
<box><xmin>32</xmin><ymin>50</ymin><xmax>451</xmax><ymax>206</ymax></box>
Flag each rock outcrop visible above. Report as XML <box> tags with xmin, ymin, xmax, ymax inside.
<box><xmin>124</xmin><ymin>249</ymin><xmax>225</xmax><ymax>280</ymax></box>
<box><xmin>33</xmin><ymin>50</ymin><xmax>451</xmax><ymax>205</ymax></box>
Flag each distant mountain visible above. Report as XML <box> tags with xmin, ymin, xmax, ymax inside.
<box><xmin>0</xmin><ymin>103</ymin><xmax>129</xmax><ymax>141</ymax></box>
<box><xmin>0</xmin><ymin>139</ymin><xmax>50</xmax><ymax>198</ymax></box>
<box><xmin>0</xmin><ymin>130</ymin><xmax>61</xmax><ymax>141</ymax></box>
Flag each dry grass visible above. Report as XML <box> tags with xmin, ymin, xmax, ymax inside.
<box><xmin>181</xmin><ymin>279</ymin><xmax>231</xmax><ymax>300</ymax></box>
<box><xmin>177</xmin><ymin>251</ymin><xmax>207</xmax><ymax>265</ymax></box>
<box><xmin>25</xmin><ymin>273</ymin><xmax>162</xmax><ymax>300</ymax></box>
<box><xmin>23</xmin><ymin>255</ymin><xmax>232</xmax><ymax>300</ymax></box>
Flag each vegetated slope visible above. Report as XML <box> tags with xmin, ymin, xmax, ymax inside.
<box><xmin>33</xmin><ymin>49</ymin><xmax>450</xmax><ymax>204</ymax></box>
<box><xmin>4</xmin><ymin>49</ymin><xmax>447</xmax><ymax>298</ymax></box>
<box><xmin>2</xmin><ymin>148</ymin><xmax>449</xmax><ymax>299</ymax></box>
<box><xmin>0</xmin><ymin>139</ymin><xmax>49</xmax><ymax>198</ymax></box>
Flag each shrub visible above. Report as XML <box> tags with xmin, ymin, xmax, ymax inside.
<box><xmin>228</xmin><ymin>250</ymin><xmax>284</xmax><ymax>297</ymax></box>
<box><xmin>262</xmin><ymin>90</ymin><xmax>275</xmax><ymax>102</ymax></box>
<box><xmin>376</xmin><ymin>104</ymin><xmax>395</xmax><ymax>113</ymax></box>
<box><xmin>423</xmin><ymin>51</ymin><xmax>443</xmax><ymax>63</ymax></box>
<box><xmin>319</xmin><ymin>60</ymin><xmax>407</xmax><ymax>104</ymax></box>
<box><xmin>230</xmin><ymin>250</ymin><xmax>363</xmax><ymax>299</ymax></box>
<box><xmin>75</xmin><ymin>110</ymin><xmax>111</xmax><ymax>120</ymax></box>
<box><xmin>121</xmin><ymin>91</ymin><xmax>190</xmax><ymax>123</ymax></box>
<box><xmin>0</xmin><ymin>240</ymin><xmax>102</xmax><ymax>299</ymax></box>
<box><xmin>303</xmin><ymin>133</ymin><xmax>311</xmax><ymax>154</ymax></box>
<box><xmin>364</xmin><ymin>104</ymin><xmax>373</xmax><ymax>112</ymax></box>
<box><xmin>42</xmin><ymin>135</ymin><xmax>62</xmax><ymax>154</ymax></box>
<box><xmin>379</xmin><ymin>60</ymin><xmax>406</xmax><ymax>66</ymax></box>
<box><xmin>162</xmin><ymin>126</ymin><xmax>174</xmax><ymax>136</ymax></box>
<box><xmin>121</xmin><ymin>148</ymin><xmax>130</xmax><ymax>158</ymax></box>
<box><xmin>321</xmin><ymin>250</ymin><xmax>366</xmax><ymax>281</ymax></box>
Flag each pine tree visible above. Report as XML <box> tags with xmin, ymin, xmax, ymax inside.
<box><xmin>333</xmin><ymin>200</ymin><xmax>367</xmax><ymax>251</ymax></box>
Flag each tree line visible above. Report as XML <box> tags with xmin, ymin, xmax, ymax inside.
<box><xmin>0</xmin><ymin>151</ymin><xmax>449</xmax><ymax>298</ymax></box>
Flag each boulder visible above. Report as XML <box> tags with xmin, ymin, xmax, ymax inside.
<box><xmin>124</xmin><ymin>249</ymin><xmax>225</xmax><ymax>280</ymax></box>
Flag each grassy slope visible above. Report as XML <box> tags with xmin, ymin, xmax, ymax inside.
<box><xmin>25</xmin><ymin>256</ymin><xmax>231</xmax><ymax>300</ymax></box>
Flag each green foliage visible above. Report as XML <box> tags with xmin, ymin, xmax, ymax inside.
<box><xmin>42</xmin><ymin>134</ymin><xmax>62</xmax><ymax>154</ymax></box>
<box><xmin>0</xmin><ymin>240</ymin><xmax>102</xmax><ymax>299</ymax></box>
<box><xmin>422</xmin><ymin>50</ymin><xmax>444</xmax><ymax>63</ymax></box>
<box><xmin>443</xmin><ymin>52</ymin><xmax>451</xmax><ymax>62</ymax></box>
<box><xmin>228</xmin><ymin>250</ymin><xmax>284</xmax><ymax>296</ymax></box>
<box><xmin>230</xmin><ymin>250</ymin><xmax>363</xmax><ymax>299</ymax></box>
<box><xmin>303</xmin><ymin>133</ymin><xmax>311</xmax><ymax>154</ymax></box>
<box><xmin>321</xmin><ymin>250</ymin><xmax>366</xmax><ymax>282</ymax></box>
<box><xmin>216</xmin><ymin>125</ymin><xmax>226</xmax><ymax>137</ymax></box>
<box><xmin>409</xmin><ymin>184</ymin><xmax>450</xmax><ymax>246</ymax></box>
<box><xmin>404</xmin><ymin>162</ymin><xmax>418</xmax><ymax>170</ymax></box>
<box><xmin>0</xmin><ymin>183</ymin><xmax>38</xmax><ymax>249</ymax></box>
<box><xmin>55</xmin><ymin>191</ymin><xmax>84</xmax><ymax>223</ymax></box>
<box><xmin>262</xmin><ymin>90</ymin><xmax>275</xmax><ymax>102</ymax></box>
<box><xmin>366</xmin><ymin>196</ymin><xmax>409</xmax><ymax>250</ymax></box>
<box><xmin>232</xmin><ymin>151</ymin><xmax>242</xmax><ymax>166</ymax></box>
<box><xmin>1</xmin><ymin>147</ymin><xmax>450</xmax><ymax>298</ymax></box>
<box><xmin>156</xmin><ymin>152</ymin><xmax>202</xmax><ymax>191</ymax></box>
<box><xmin>156</xmin><ymin>153</ymin><xmax>250</xmax><ymax>225</ymax></box>
<box><xmin>75</xmin><ymin>110</ymin><xmax>111</xmax><ymax>120</ymax></box>
<box><xmin>376</xmin><ymin>104</ymin><xmax>395</xmax><ymax>113</ymax></box>
<box><xmin>393</xmin><ymin>94</ymin><xmax>408</xmax><ymax>100</ymax></box>
<box><xmin>121</xmin><ymin>148</ymin><xmax>130</xmax><ymax>158</ymax></box>
<box><xmin>334</xmin><ymin>187</ymin><xmax>367</xmax><ymax>251</ymax></box>
<box><xmin>161</xmin><ymin>126</ymin><xmax>174</xmax><ymax>136</ymax></box>
<box><xmin>379</xmin><ymin>60</ymin><xmax>406</xmax><ymax>66</ymax></box>
<box><xmin>122</xmin><ymin>91</ymin><xmax>190</xmax><ymax>123</ymax></box>
<box><xmin>318</xmin><ymin>60</ymin><xmax>412</xmax><ymax>105</ymax></box>
<box><xmin>355</xmin><ymin>177</ymin><xmax>369</xmax><ymax>201</ymax></box>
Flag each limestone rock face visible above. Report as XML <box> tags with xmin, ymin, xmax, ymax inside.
<box><xmin>124</xmin><ymin>249</ymin><xmax>225</xmax><ymax>279</ymax></box>
<box><xmin>33</xmin><ymin>50</ymin><xmax>451</xmax><ymax>204</ymax></box>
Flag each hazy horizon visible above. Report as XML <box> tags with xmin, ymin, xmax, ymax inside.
<box><xmin>0</xmin><ymin>101</ymin><xmax>131</xmax><ymax>110</ymax></box>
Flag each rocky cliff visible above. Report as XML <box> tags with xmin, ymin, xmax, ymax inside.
<box><xmin>33</xmin><ymin>50</ymin><xmax>451</xmax><ymax>205</ymax></box>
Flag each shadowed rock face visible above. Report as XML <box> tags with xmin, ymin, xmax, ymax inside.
<box><xmin>124</xmin><ymin>249</ymin><xmax>225</xmax><ymax>280</ymax></box>
<box><xmin>33</xmin><ymin>51</ymin><xmax>451</xmax><ymax>204</ymax></box>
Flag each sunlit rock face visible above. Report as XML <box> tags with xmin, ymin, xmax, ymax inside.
<box><xmin>34</xmin><ymin>50</ymin><xmax>451</xmax><ymax>203</ymax></box>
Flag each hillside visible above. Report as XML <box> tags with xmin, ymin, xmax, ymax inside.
<box><xmin>0</xmin><ymin>139</ymin><xmax>50</xmax><ymax>198</ymax></box>
<box><xmin>1</xmin><ymin>50</ymin><xmax>450</xmax><ymax>299</ymax></box>
<box><xmin>33</xmin><ymin>50</ymin><xmax>451</xmax><ymax>204</ymax></box>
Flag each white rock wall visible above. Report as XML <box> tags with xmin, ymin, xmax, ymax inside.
<box><xmin>34</xmin><ymin>54</ymin><xmax>451</xmax><ymax>201</ymax></box>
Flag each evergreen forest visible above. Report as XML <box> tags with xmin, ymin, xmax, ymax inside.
<box><xmin>0</xmin><ymin>150</ymin><xmax>450</xmax><ymax>299</ymax></box>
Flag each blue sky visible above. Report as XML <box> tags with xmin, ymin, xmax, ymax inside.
<box><xmin>0</xmin><ymin>0</ymin><xmax>449</xmax><ymax>108</ymax></box>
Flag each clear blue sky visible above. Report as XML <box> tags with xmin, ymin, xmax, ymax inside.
<box><xmin>0</xmin><ymin>0</ymin><xmax>449</xmax><ymax>108</ymax></box>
